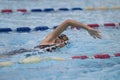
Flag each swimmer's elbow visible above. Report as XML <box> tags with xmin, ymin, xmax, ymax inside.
<box><xmin>59</xmin><ymin>19</ymin><xmax>78</xmax><ymax>28</ymax></box>
<box><xmin>64</xmin><ymin>19</ymin><xmax>73</xmax><ymax>25</ymax></box>
<box><xmin>64</xmin><ymin>19</ymin><xmax>78</xmax><ymax>26</ymax></box>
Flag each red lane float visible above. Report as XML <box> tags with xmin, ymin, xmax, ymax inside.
<box><xmin>72</xmin><ymin>55</ymin><xmax>88</xmax><ymax>59</ymax></box>
<box><xmin>71</xmin><ymin>53</ymin><xmax>120</xmax><ymax>60</ymax></box>
<box><xmin>104</xmin><ymin>23</ymin><xmax>116</xmax><ymax>27</ymax></box>
<box><xmin>87</xmin><ymin>24</ymin><xmax>99</xmax><ymax>28</ymax></box>
<box><xmin>1</xmin><ymin>9</ymin><xmax>13</xmax><ymax>13</ymax></box>
<box><xmin>17</xmin><ymin>9</ymin><xmax>27</xmax><ymax>13</ymax></box>
<box><xmin>114</xmin><ymin>53</ymin><xmax>120</xmax><ymax>57</ymax></box>
<box><xmin>93</xmin><ymin>54</ymin><xmax>110</xmax><ymax>59</ymax></box>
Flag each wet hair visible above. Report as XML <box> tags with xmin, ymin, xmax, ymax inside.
<box><xmin>58</xmin><ymin>34</ymin><xmax>69</xmax><ymax>41</ymax></box>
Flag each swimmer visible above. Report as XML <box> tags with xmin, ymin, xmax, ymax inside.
<box><xmin>0</xmin><ymin>19</ymin><xmax>102</xmax><ymax>57</ymax></box>
<box><xmin>34</xmin><ymin>19</ymin><xmax>102</xmax><ymax>51</ymax></box>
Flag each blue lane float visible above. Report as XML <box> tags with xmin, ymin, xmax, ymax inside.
<box><xmin>43</xmin><ymin>8</ymin><xmax>55</xmax><ymax>12</ymax></box>
<box><xmin>16</xmin><ymin>27</ymin><xmax>31</xmax><ymax>32</ymax></box>
<box><xmin>34</xmin><ymin>26</ymin><xmax>49</xmax><ymax>31</ymax></box>
<box><xmin>71</xmin><ymin>7</ymin><xmax>83</xmax><ymax>11</ymax></box>
<box><xmin>0</xmin><ymin>28</ymin><xmax>12</xmax><ymax>33</ymax></box>
<box><xmin>31</xmin><ymin>9</ymin><xmax>42</xmax><ymax>12</ymax></box>
<box><xmin>58</xmin><ymin>8</ymin><xmax>69</xmax><ymax>11</ymax></box>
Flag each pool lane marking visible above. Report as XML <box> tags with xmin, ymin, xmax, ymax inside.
<box><xmin>0</xmin><ymin>6</ymin><xmax>120</xmax><ymax>13</ymax></box>
<box><xmin>0</xmin><ymin>53</ymin><xmax>120</xmax><ymax>67</ymax></box>
<box><xmin>0</xmin><ymin>22</ymin><xmax>120</xmax><ymax>33</ymax></box>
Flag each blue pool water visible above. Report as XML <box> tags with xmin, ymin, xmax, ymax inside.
<box><xmin>0</xmin><ymin>0</ymin><xmax>120</xmax><ymax>80</ymax></box>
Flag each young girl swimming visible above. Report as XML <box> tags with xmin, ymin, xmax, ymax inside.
<box><xmin>0</xmin><ymin>19</ymin><xmax>102</xmax><ymax>57</ymax></box>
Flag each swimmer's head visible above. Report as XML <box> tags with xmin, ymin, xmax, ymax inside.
<box><xmin>54</xmin><ymin>34</ymin><xmax>69</xmax><ymax>45</ymax></box>
<box><xmin>58</xmin><ymin>34</ymin><xmax>69</xmax><ymax>41</ymax></box>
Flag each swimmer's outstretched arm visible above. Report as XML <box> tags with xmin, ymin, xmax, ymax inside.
<box><xmin>43</xmin><ymin>19</ymin><xmax>102</xmax><ymax>43</ymax></box>
<box><xmin>0</xmin><ymin>48</ymin><xmax>32</xmax><ymax>58</ymax></box>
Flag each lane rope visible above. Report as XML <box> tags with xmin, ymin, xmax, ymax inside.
<box><xmin>0</xmin><ymin>22</ymin><xmax>120</xmax><ymax>33</ymax></box>
<box><xmin>0</xmin><ymin>6</ymin><xmax>120</xmax><ymax>13</ymax></box>
<box><xmin>0</xmin><ymin>53</ymin><xmax>120</xmax><ymax>67</ymax></box>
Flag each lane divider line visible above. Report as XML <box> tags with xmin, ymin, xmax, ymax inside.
<box><xmin>0</xmin><ymin>6</ymin><xmax>120</xmax><ymax>14</ymax></box>
<box><xmin>0</xmin><ymin>53</ymin><xmax>120</xmax><ymax>67</ymax></box>
<box><xmin>0</xmin><ymin>22</ymin><xmax>119</xmax><ymax>33</ymax></box>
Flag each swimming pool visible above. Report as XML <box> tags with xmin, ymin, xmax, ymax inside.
<box><xmin>0</xmin><ymin>0</ymin><xmax>120</xmax><ymax>80</ymax></box>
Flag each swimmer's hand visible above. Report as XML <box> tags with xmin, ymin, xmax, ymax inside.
<box><xmin>87</xmin><ymin>28</ymin><xmax>102</xmax><ymax>39</ymax></box>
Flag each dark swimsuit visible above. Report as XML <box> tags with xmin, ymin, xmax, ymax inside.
<box><xmin>0</xmin><ymin>42</ymin><xmax>68</xmax><ymax>58</ymax></box>
<box><xmin>35</xmin><ymin>40</ymin><xmax>69</xmax><ymax>52</ymax></box>
<box><xmin>35</xmin><ymin>44</ymin><xmax>59</xmax><ymax>52</ymax></box>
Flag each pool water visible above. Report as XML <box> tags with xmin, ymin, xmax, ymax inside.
<box><xmin>0</xmin><ymin>0</ymin><xmax>120</xmax><ymax>80</ymax></box>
